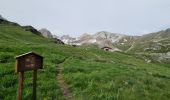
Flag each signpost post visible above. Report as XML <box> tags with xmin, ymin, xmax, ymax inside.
<box><xmin>17</xmin><ymin>72</ymin><xmax>24</xmax><ymax>100</ymax></box>
<box><xmin>15</xmin><ymin>52</ymin><xmax>43</xmax><ymax>100</ymax></box>
<box><xmin>32</xmin><ymin>70</ymin><xmax>37</xmax><ymax>100</ymax></box>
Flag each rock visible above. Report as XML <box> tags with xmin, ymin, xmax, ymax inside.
<box><xmin>157</xmin><ymin>52</ymin><xmax>170</xmax><ymax>63</ymax></box>
<box><xmin>145</xmin><ymin>59</ymin><xmax>151</xmax><ymax>63</ymax></box>
<box><xmin>39</xmin><ymin>28</ymin><xmax>53</xmax><ymax>38</ymax></box>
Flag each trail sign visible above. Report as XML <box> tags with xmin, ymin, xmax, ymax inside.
<box><xmin>15</xmin><ymin>52</ymin><xmax>43</xmax><ymax>100</ymax></box>
<box><xmin>16</xmin><ymin>52</ymin><xmax>43</xmax><ymax>72</ymax></box>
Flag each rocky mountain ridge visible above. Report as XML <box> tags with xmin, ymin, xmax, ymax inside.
<box><xmin>60</xmin><ymin>31</ymin><xmax>127</xmax><ymax>50</ymax></box>
<box><xmin>59</xmin><ymin>29</ymin><xmax>170</xmax><ymax>53</ymax></box>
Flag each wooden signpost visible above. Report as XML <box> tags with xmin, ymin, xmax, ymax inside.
<box><xmin>15</xmin><ymin>52</ymin><xmax>43</xmax><ymax>100</ymax></box>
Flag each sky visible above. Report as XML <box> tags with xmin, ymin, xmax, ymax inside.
<box><xmin>0</xmin><ymin>0</ymin><xmax>170</xmax><ymax>37</ymax></box>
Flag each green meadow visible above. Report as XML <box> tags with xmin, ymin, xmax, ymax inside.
<box><xmin>1</xmin><ymin>24</ymin><xmax>170</xmax><ymax>100</ymax></box>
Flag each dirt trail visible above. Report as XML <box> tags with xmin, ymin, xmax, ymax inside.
<box><xmin>56</xmin><ymin>60</ymin><xmax>71</xmax><ymax>100</ymax></box>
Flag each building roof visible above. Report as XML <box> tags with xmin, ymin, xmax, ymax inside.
<box><xmin>15</xmin><ymin>52</ymin><xmax>43</xmax><ymax>59</ymax></box>
<box><xmin>101</xmin><ymin>46</ymin><xmax>112</xmax><ymax>49</ymax></box>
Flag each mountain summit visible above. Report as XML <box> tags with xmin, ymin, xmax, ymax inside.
<box><xmin>39</xmin><ymin>28</ymin><xmax>53</xmax><ymax>38</ymax></box>
<box><xmin>93</xmin><ymin>31</ymin><xmax>125</xmax><ymax>43</ymax></box>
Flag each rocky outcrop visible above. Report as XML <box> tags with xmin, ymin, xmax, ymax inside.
<box><xmin>143</xmin><ymin>52</ymin><xmax>170</xmax><ymax>63</ymax></box>
<box><xmin>39</xmin><ymin>28</ymin><xmax>53</xmax><ymax>38</ymax></box>
<box><xmin>157</xmin><ymin>52</ymin><xmax>170</xmax><ymax>63</ymax></box>
<box><xmin>39</xmin><ymin>28</ymin><xmax>64</xmax><ymax>44</ymax></box>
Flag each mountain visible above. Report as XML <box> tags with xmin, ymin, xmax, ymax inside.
<box><xmin>130</xmin><ymin>28</ymin><xmax>170</xmax><ymax>53</ymax></box>
<box><xmin>60</xmin><ymin>31</ymin><xmax>127</xmax><ymax>51</ymax></box>
<box><xmin>92</xmin><ymin>31</ymin><xmax>125</xmax><ymax>49</ymax></box>
<box><xmin>71</xmin><ymin>33</ymin><xmax>95</xmax><ymax>46</ymax></box>
<box><xmin>1</xmin><ymin>15</ymin><xmax>170</xmax><ymax>100</ymax></box>
<box><xmin>113</xmin><ymin>36</ymin><xmax>140</xmax><ymax>52</ymax></box>
<box><xmin>125</xmin><ymin>28</ymin><xmax>170</xmax><ymax>63</ymax></box>
<box><xmin>60</xmin><ymin>35</ymin><xmax>76</xmax><ymax>45</ymax></box>
<box><xmin>39</xmin><ymin>28</ymin><xmax>64</xmax><ymax>44</ymax></box>
<box><xmin>93</xmin><ymin>31</ymin><xmax>125</xmax><ymax>43</ymax></box>
<box><xmin>39</xmin><ymin>28</ymin><xmax>53</xmax><ymax>38</ymax></box>
<box><xmin>60</xmin><ymin>29</ymin><xmax>170</xmax><ymax>63</ymax></box>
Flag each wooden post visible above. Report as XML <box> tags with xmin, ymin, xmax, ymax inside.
<box><xmin>17</xmin><ymin>72</ymin><xmax>24</xmax><ymax>100</ymax></box>
<box><xmin>16</xmin><ymin>52</ymin><xmax>43</xmax><ymax>100</ymax></box>
<box><xmin>32</xmin><ymin>70</ymin><xmax>37</xmax><ymax>100</ymax></box>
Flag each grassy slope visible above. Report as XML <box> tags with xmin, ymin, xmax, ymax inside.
<box><xmin>62</xmin><ymin>52</ymin><xmax>170</xmax><ymax>100</ymax></box>
<box><xmin>0</xmin><ymin>25</ymin><xmax>65</xmax><ymax>99</ymax></box>
<box><xmin>1</xmin><ymin>24</ymin><xmax>170</xmax><ymax>100</ymax></box>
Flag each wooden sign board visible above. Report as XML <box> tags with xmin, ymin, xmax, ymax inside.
<box><xmin>16</xmin><ymin>52</ymin><xmax>43</xmax><ymax>72</ymax></box>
